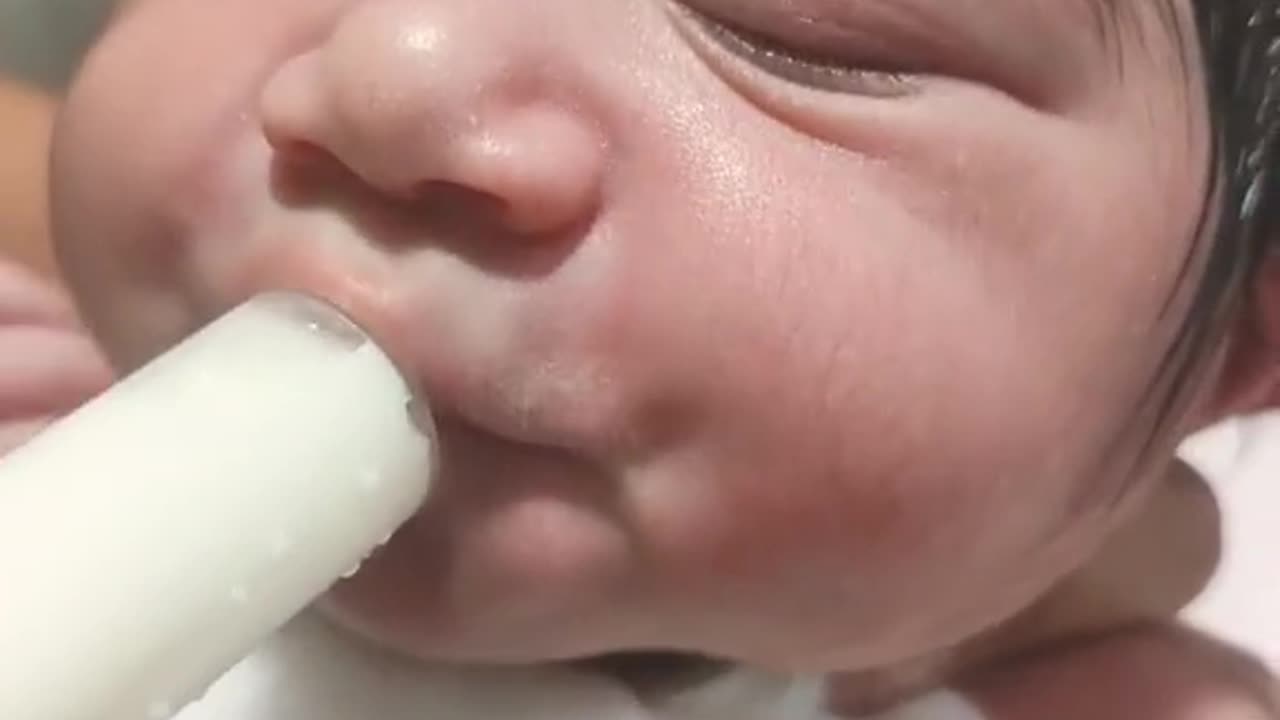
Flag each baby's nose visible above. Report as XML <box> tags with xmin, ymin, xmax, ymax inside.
<box><xmin>258</xmin><ymin>1</ymin><xmax>605</xmax><ymax>236</ymax></box>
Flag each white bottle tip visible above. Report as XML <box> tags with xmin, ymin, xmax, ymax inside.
<box><xmin>0</xmin><ymin>291</ymin><xmax>436</xmax><ymax>720</ymax></box>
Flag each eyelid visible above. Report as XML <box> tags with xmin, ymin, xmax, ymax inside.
<box><xmin>666</xmin><ymin>0</ymin><xmax>923</xmax><ymax>98</ymax></box>
<box><xmin>669</xmin><ymin>0</ymin><xmax>1080</xmax><ymax>113</ymax></box>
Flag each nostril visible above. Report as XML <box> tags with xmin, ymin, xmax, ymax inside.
<box><xmin>270</xmin><ymin>138</ymin><xmax>343</xmax><ymax>172</ymax></box>
<box><xmin>409</xmin><ymin>179</ymin><xmax>509</xmax><ymax>220</ymax></box>
<box><xmin>267</xmin><ymin>137</ymin><xmax>367</xmax><ymax>205</ymax></box>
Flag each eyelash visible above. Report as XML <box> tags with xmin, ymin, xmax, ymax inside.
<box><xmin>671</xmin><ymin>2</ymin><xmax>919</xmax><ymax>98</ymax></box>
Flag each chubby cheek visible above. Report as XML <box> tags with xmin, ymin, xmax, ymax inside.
<box><xmin>599</xmin><ymin>208</ymin><xmax>1046</xmax><ymax>661</ymax></box>
<box><xmin>630</xmin><ymin>273</ymin><xmax>1089</xmax><ymax>662</ymax></box>
<box><xmin>591</xmin><ymin>93</ymin><xmax>1184</xmax><ymax>661</ymax></box>
<box><xmin>52</xmin><ymin>0</ymin><xmax>342</xmax><ymax>361</ymax></box>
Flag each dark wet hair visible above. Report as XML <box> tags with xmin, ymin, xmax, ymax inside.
<box><xmin>1138</xmin><ymin>0</ymin><xmax>1279</xmax><ymax>458</ymax></box>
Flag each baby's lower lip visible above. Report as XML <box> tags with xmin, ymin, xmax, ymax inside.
<box><xmin>312</xmin><ymin>413</ymin><xmax>624</xmax><ymax>664</ymax></box>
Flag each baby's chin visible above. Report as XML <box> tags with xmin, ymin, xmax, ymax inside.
<box><xmin>302</xmin><ymin>470</ymin><xmax>647</xmax><ymax>667</ymax></box>
<box><xmin>315</xmin><ymin>581</ymin><xmax>960</xmax><ymax>710</ymax></box>
<box><xmin>313</xmin><ymin>573</ymin><xmax>740</xmax><ymax>699</ymax></box>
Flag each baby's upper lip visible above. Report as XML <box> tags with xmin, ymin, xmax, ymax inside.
<box><xmin>302</xmin><ymin>287</ymin><xmax>525</xmax><ymax>449</ymax></box>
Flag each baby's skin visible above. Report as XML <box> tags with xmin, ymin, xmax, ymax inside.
<box><xmin>9</xmin><ymin>0</ymin><xmax>1280</xmax><ymax>716</ymax></box>
<box><xmin>0</xmin><ymin>263</ymin><xmax>110</xmax><ymax>455</ymax></box>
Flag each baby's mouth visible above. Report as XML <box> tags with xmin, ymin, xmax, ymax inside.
<box><xmin>568</xmin><ymin>651</ymin><xmax>732</xmax><ymax>700</ymax></box>
<box><xmin>200</xmin><ymin>229</ymin><xmax>704</xmax><ymax>673</ymax></box>
<box><xmin>211</xmin><ymin>235</ymin><xmax>638</xmax><ymax>466</ymax></box>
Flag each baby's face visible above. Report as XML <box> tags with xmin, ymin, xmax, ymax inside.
<box><xmin>54</xmin><ymin>0</ymin><xmax>1209</xmax><ymax>670</ymax></box>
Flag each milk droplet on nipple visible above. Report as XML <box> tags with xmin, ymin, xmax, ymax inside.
<box><xmin>356</xmin><ymin>467</ymin><xmax>383</xmax><ymax>493</ymax></box>
<box><xmin>269</xmin><ymin>530</ymin><xmax>296</xmax><ymax>559</ymax></box>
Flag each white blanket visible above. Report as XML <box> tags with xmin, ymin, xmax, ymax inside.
<box><xmin>173</xmin><ymin>614</ymin><xmax>986</xmax><ymax>720</ymax></box>
<box><xmin>1182</xmin><ymin>411</ymin><xmax>1280</xmax><ymax>670</ymax></box>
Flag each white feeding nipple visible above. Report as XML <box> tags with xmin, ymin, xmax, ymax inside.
<box><xmin>0</xmin><ymin>292</ymin><xmax>436</xmax><ymax>720</ymax></box>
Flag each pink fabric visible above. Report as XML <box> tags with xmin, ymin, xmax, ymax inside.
<box><xmin>0</xmin><ymin>260</ymin><xmax>112</xmax><ymax>454</ymax></box>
